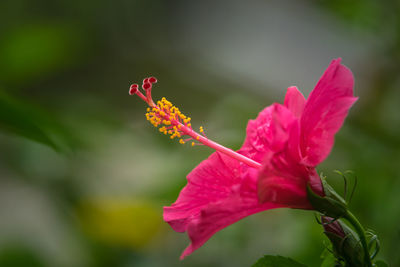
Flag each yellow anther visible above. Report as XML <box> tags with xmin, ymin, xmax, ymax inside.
<box><xmin>200</xmin><ymin>126</ymin><xmax>204</xmax><ymax>133</ymax></box>
<box><xmin>191</xmin><ymin>142</ymin><xmax>195</xmax><ymax>146</ymax></box>
<box><xmin>196</xmin><ymin>136</ymin><xmax>200</xmax><ymax>140</ymax></box>
<box><xmin>145</xmin><ymin>97</ymin><xmax>196</xmax><ymax>142</ymax></box>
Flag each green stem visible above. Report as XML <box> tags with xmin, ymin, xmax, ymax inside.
<box><xmin>344</xmin><ymin>210</ymin><xmax>372</xmax><ymax>267</ymax></box>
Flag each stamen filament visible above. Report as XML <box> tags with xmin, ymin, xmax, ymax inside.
<box><xmin>129</xmin><ymin>84</ymin><xmax>147</xmax><ymax>102</ymax></box>
<box><xmin>129</xmin><ymin>78</ymin><xmax>262</xmax><ymax>170</ymax></box>
<box><xmin>179</xmin><ymin>123</ymin><xmax>261</xmax><ymax>169</ymax></box>
<box><xmin>155</xmin><ymin>106</ymin><xmax>261</xmax><ymax>169</ymax></box>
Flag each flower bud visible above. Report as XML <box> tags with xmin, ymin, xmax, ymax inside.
<box><xmin>322</xmin><ymin>217</ymin><xmax>365</xmax><ymax>267</ymax></box>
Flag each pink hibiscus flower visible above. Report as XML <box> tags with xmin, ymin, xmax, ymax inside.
<box><xmin>130</xmin><ymin>58</ymin><xmax>357</xmax><ymax>259</ymax></box>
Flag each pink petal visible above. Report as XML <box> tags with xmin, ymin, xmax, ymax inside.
<box><xmin>163</xmin><ymin>152</ymin><xmax>281</xmax><ymax>259</ymax></box>
<box><xmin>181</xmin><ymin>194</ymin><xmax>279</xmax><ymax>259</ymax></box>
<box><xmin>240</xmin><ymin>103</ymin><xmax>323</xmax><ymax>207</ymax></box>
<box><xmin>257</xmin><ymin>149</ymin><xmax>323</xmax><ymax>208</ymax></box>
<box><xmin>258</xmin><ymin>175</ymin><xmax>310</xmax><ymax>208</ymax></box>
<box><xmin>164</xmin><ymin>152</ymin><xmax>241</xmax><ymax>233</ymax></box>
<box><xmin>284</xmin><ymin>86</ymin><xmax>306</xmax><ymax>118</ymax></box>
<box><xmin>300</xmin><ymin>58</ymin><xmax>357</xmax><ymax>166</ymax></box>
<box><xmin>240</xmin><ymin>103</ymin><xmax>298</xmax><ymax>163</ymax></box>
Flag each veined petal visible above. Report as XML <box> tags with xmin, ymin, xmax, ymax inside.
<box><xmin>258</xmin><ymin>174</ymin><xmax>310</xmax><ymax>208</ymax></box>
<box><xmin>240</xmin><ymin>103</ymin><xmax>298</xmax><ymax>163</ymax></box>
<box><xmin>164</xmin><ymin>152</ymin><xmax>241</xmax><ymax>233</ymax></box>
<box><xmin>284</xmin><ymin>86</ymin><xmax>306</xmax><ymax>118</ymax></box>
<box><xmin>163</xmin><ymin>152</ymin><xmax>281</xmax><ymax>259</ymax></box>
<box><xmin>181</xmin><ymin>194</ymin><xmax>279</xmax><ymax>259</ymax></box>
<box><xmin>257</xmin><ymin>148</ymin><xmax>323</xmax><ymax>208</ymax></box>
<box><xmin>300</xmin><ymin>58</ymin><xmax>357</xmax><ymax>167</ymax></box>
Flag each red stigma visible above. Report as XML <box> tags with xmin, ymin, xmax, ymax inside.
<box><xmin>143</xmin><ymin>82</ymin><xmax>152</xmax><ymax>90</ymax></box>
<box><xmin>148</xmin><ymin>77</ymin><xmax>157</xmax><ymax>83</ymax></box>
<box><xmin>129</xmin><ymin>76</ymin><xmax>157</xmax><ymax>107</ymax></box>
<box><xmin>129</xmin><ymin>84</ymin><xmax>139</xmax><ymax>95</ymax></box>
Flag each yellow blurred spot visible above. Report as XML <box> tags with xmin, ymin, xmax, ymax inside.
<box><xmin>77</xmin><ymin>198</ymin><xmax>164</xmax><ymax>249</ymax></box>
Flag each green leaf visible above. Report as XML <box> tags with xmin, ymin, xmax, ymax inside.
<box><xmin>320</xmin><ymin>248</ymin><xmax>337</xmax><ymax>267</ymax></box>
<box><xmin>374</xmin><ymin>260</ymin><xmax>389</xmax><ymax>267</ymax></box>
<box><xmin>0</xmin><ymin>91</ymin><xmax>78</xmax><ymax>152</ymax></box>
<box><xmin>252</xmin><ymin>255</ymin><xmax>308</xmax><ymax>267</ymax></box>
<box><xmin>320</xmin><ymin>252</ymin><xmax>337</xmax><ymax>267</ymax></box>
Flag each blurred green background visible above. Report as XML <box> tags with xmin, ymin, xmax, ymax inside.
<box><xmin>0</xmin><ymin>0</ymin><xmax>399</xmax><ymax>266</ymax></box>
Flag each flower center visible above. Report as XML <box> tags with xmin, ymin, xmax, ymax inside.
<box><xmin>129</xmin><ymin>77</ymin><xmax>262</xmax><ymax>169</ymax></box>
